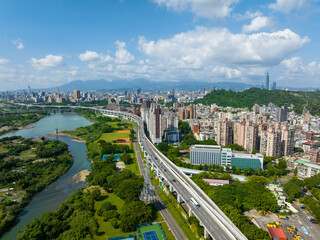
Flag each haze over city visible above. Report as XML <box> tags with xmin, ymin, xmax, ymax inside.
<box><xmin>1</xmin><ymin>0</ymin><xmax>320</xmax><ymax>91</ymax></box>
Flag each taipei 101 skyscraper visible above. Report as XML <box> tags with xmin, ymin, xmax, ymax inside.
<box><xmin>265</xmin><ymin>72</ymin><xmax>270</xmax><ymax>90</ymax></box>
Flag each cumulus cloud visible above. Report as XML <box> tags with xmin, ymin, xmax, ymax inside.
<box><xmin>153</xmin><ymin>0</ymin><xmax>239</xmax><ymax>19</ymax></box>
<box><xmin>242</xmin><ymin>16</ymin><xmax>274</xmax><ymax>33</ymax></box>
<box><xmin>31</xmin><ymin>55</ymin><xmax>64</xmax><ymax>70</ymax></box>
<box><xmin>139</xmin><ymin>27</ymin><xmax>309</xmax><ymax>68</ymax></box>
<box><xmin>78</xmin><ymin>51</ymin><xmax>100</xmax><ymax>61</ymax></box>
<box><xmin>12</xmin><ymin>39</ymin><xmax>24</xmax><ymax>49</ymax></box>
<box><xmin>79</xmin><ymin>40</ymin><xmax>134</xmax><ymax>71</ymax></box>
<box><xmin>269</xmin><ymin>0</ymin><xmax>317</xmax><ymax>13</ymax></box>
<box><xmin>0</xmin><ymin>58</ymin><xmax>9</xmax><ymax>64</ymax></box>
<box><xmin>115</xmin><ymin>41</ymin><xmax>135</xmax><ymax>64</ymax></box>
<box><xmin>282</xmin><ymin>57</ymin><xmax>320</xmax><ymax>75</ymax></box>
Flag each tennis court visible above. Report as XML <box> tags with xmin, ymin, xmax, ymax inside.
<box><xmin>137</xmin><ymin>223</ymin><xmax>166</xmax><ymax>240</ymax></box>
<box><xmin>143</xmin><ymin>230</ymin><xmax>159</xmax><ymax>240</ymax></box>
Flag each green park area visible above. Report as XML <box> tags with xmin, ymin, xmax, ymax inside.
<box><xmin>63</xmin><ymin>109</ymin><xmax>139</xmax><ymax>174</ymax></box>
<box><xmin>0</xmin><ymin>136</ymin><xmax>72</xmax><ymax>237</ymax></box>
<box><xmin>17</xmin><ymin>110</ymin><xmax>174</xmax><ymax>239</ymax></box>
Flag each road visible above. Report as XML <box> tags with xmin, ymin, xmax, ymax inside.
<box><xmin>132</xmin><ymin>123</ymin><xmax>188</xmax><ymax>240</ymax></box>
<box><xmin>134</xmin><ymin>120</ymin><xmax>246</xmax><ymax>240</ymax></box>
<box><xmin>149</xmin><ymin>149</ymin><xmax>233</xmax><ymax>240</ymax></box>
<box><xmin>294</xmin><ymin>203</ymin><xmax>320</xmax><ymax>240</ymax></box>
<box><xmin>19</xmin><ymin>104</ymin><xmax>248</xmax><ymax>240</ymax></box>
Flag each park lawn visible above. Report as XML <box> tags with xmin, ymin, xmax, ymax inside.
<box><xmin>19</xmin><ymin>149</ymin><xmax>34</xmax><ymax>156</ymax></box>
<box><xmin>99</xmin><ymin>131</ymin><xmax>130</xmax><ymax>143</ymax></box>
<box><xmin>124</xmin><ymin>153</ymin><xmax>140</xmax><ymax>175</ymax></box>
<box><xmin>94</xmin><ymin>193</ymin><xmax>135</xmax><ymax>240</ymax></box>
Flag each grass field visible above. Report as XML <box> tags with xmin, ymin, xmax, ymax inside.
<box><xmin>94</xmin><ymin>193</ymin><xmax>135</xmax><ymax>240</ymax></box>
<box><xmin>99</xmin><ymin>131</ymin><xmax>130</xmax><ymax>143</ymax></box>
<box><xmin>137</xmin><ymin>224</ymin><xmax>166</xmax><ymax>240</ymax></box>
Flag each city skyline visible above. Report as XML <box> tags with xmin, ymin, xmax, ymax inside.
<box><xmin>1</xmin><ymin>0</ymin><xmax>320</xmax><ymax>91</ymax></box>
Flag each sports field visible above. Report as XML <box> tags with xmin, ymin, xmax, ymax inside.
<box><xmin>137</xmin><ymin>224</ymin><xmax>166</xmax><ymax>240</ymax></box>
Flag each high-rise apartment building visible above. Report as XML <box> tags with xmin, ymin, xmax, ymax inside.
<box><xmin>259</xmin><ymin>130</ymin><xmax>268</xmax><ymax>155</ymax></box>
<box><xmin>281</xmin><ymin>125</ymin><xmax>295</xmax><ymax>156</ymax></box>
<box><xmin>73</xmin><ymin>90</ymin><xmax>80</xmax><ymax>100</ymax></box>
<box><xmin>179</xmin><ymin>104</ymin><xmax>197</xmax><ymax>120</ymax></box>
<box><xmin>142</xmin><ymin>102</ymin><xmax>178</xmax><ymax>144</ymax></box>
<box><xmin>266</xmin><ymin>127</ymin><xmax>281</xmax><ymax>158</ymax></box>
<box><xmin>244</xmin><ymin>122</ymin><xmax>258</xmax><ymax>153</ymax></box>
<box><xmin>149</xmin><ymin>104</ymin><xmax>163</xmax><ymax>144</ymax></box>
<box><xmin>216</xmin><ymin>118</ymin><xmax>233</xmax><ymax>146</ymax></box>
<box><xmin>275</xmin><ymin>106</ymin><xmax>288</xmax><ymax>122</ymax></box>
<box><xmin>309</xmin><ymin>149</ymin><xmax>320</xmax><ymax>163</ymax></box>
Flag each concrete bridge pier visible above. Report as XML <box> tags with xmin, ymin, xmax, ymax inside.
<box><xmin>169</xmin><ymin>184</ymin><xmax>173</xmax><ymax>192</ymax></box>
<box><xmin>204</xmin><ymin>228</ymin><xmax>209</xmax><ymax>239</ymax></box>
<box><xmin>188</xmin><ymin>207</ymin><xmax>193</xmax><ymax>216</ymax></box>
<box><xmin>177</xmin><ymin>194</ymin><xmax>181</xmax><ymax>203</ymax></box>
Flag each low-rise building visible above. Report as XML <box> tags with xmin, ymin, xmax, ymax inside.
<box><xmin>190</xmin><ymin>145</ymin><xmax>221</xmax><ymax>165</ymax></box>
<box><xmin>190</xmin><ymin>145</ymin><xmax>263</xmax><ymax>170</ymax></box>
<box><xmin>230</xmin><ymin>153</ymin><xmax>264</xmax><ymax>170</ymax></box>
<box><xmin>296</xmin><ymin>159</ymin><xmax>320</xmax><ymax>179</ymax></box>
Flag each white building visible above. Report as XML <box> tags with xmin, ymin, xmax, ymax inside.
<box><xmin>190</xmin><ymin>145</ymin><xmax>222</xmax><ymax>165</ymax></box>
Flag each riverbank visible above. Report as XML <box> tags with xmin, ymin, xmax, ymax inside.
<box><xmin>0</xmin><ymin>112</ymin><xmax>47</xmax><ymax>136</ymax></box>
<box><xmin>0</xmin><ymin>137</ymin><xmax>73</xmax><ymax>238</ymax></box>
<box><xmin>48</xmin><ymin>132</ymin><xmax>86</xmax><ymax>142</ymax></box>
<box><xmin>0</xmin><ymin>113</ymin><xmax>93</xmax><ymax>240</ymax></box>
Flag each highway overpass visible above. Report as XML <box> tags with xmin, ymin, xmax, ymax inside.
<box><xmin>20</xmin><ymin>104</ymin><xmax>248</xmax><ymax>240</ymax></box>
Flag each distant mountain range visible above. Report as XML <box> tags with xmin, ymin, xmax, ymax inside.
<box><xmin>41</xmin><ymin>79</ymin><xmax>259</xmax><ymax>92</ymax></box>
<box><xmin>19</xmin><ymin>79</ymin><xmax>320</xmax><ymax>92</ymax></box>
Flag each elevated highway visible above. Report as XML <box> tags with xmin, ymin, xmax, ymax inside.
<box><xmin>19</xmin><ymin>104</ymin><xmax>248</xmax><ymax>240</ymax></box>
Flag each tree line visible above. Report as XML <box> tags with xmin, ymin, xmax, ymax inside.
<box><xmin>192</xmin><ymin>173</ymin><xmax>277</xmax><ymax>239</ymax></box>
<box><xmin>0</xmin><ymin>136</ymin><xmax>72</xmax><ymax>237</ymax></box>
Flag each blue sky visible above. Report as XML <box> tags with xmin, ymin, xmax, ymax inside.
<box><xmin>0</xmin><ymin>0</ymin><xmax>320</xmax><ymax>90</ymax></box>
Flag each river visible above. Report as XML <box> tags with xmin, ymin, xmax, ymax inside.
<box><xmin>0</xmin><ymin>113</ymin><xmax>93</xmax><ymax>240</ymax></box>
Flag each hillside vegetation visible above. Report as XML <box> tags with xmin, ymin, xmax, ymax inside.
<box><xmin>194</xmin><ymin>88</ymin><xmax>320</xmax><ymax>116</ymax></box>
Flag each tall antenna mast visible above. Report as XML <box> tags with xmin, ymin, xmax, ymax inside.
<box><xmin>55</xmin><ymin>119</ymin><xmax>59</xmax><ymax>135</ymax></box>
<box><xmin>141</xmin><ymin>155</ymin><xmax>155</xmax><ymax>204</ymax></box>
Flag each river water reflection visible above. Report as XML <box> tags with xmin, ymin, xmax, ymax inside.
<box><xmin>0</xmin><ymin>113</ymin><xmax>92</xmax><ymax>240</ymax></box>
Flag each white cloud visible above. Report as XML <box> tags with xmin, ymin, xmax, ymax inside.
<box><xmin>212</xmin><ymin>66</ymin><xmax>242</xmax><ymax>79</ymax></box>
<box><xmin>79</xmin><ymin>51</ymin><xmax>100</xmax><ymax>61</ymax></box>
<box><xmin>139</xmin><ymin>27</ymin><xmax>309</xmax><ymax>68</ymax></box>
<box><xmin>282</xmin><ymin>57</ymin><xmax>320</xmax><ymax>75</ymax></box>
<box><xmin>234</xmin><ymin>10</ymin><xmax>263</xmax><ymax>21</ymax></box>
<box><xmin>12</xmin><ymin>39</ymin><xmax>24</xmax><ymax>50</ymax></box>
<box><xmin>242</xmin><ymin>16</ymin><xmax>274</xmax><ymax>33</ymax></box>
<box><xmin>0</xmin><ymin>58</ymin><xmax>9</xmax><ymax>64</ymax></box>
<box><xmin>153</xmin><ymin>0</ymin><xmax>239</xmax><ymax>19</ymax></box>
<box><xmin>269</xmin><ymin>0</ymin><xmax>317</xmax><ymax>13</ymax></box>
<box><xmin>78</xmin><ymin>41</ymin><xmax>134</xmax><ymax>70</ymax></box>
<box><xmin>31</xmin><ymin>55</ymin><xmax>64</xmax><ymax>70</ymax></box>
<box><xmin>115</xmin><ymin>41</ymin><xmax>135</xmax><ymax>64</ymax></box>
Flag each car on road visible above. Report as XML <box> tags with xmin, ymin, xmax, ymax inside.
<box><xmin>172</xmin><ymin>179</ymin><xmax>176</xmax><ymax>182</ymax></box>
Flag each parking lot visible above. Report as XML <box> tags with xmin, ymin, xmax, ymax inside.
<box><xmin>245</xmin><ymin>208</ymin><xmax>320</xmax><ymax>240</ymax></box>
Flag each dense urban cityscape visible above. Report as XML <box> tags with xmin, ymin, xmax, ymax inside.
<box><xmin>2</xmin><ymin>1</ymin><xmax>320</xmax><ymax>240</ymax></box>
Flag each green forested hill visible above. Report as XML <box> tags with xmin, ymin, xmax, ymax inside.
<box><xmin>194</xmin><ymin>88</ymin><xmax>320</xmax><ymax>116</ymax></box>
